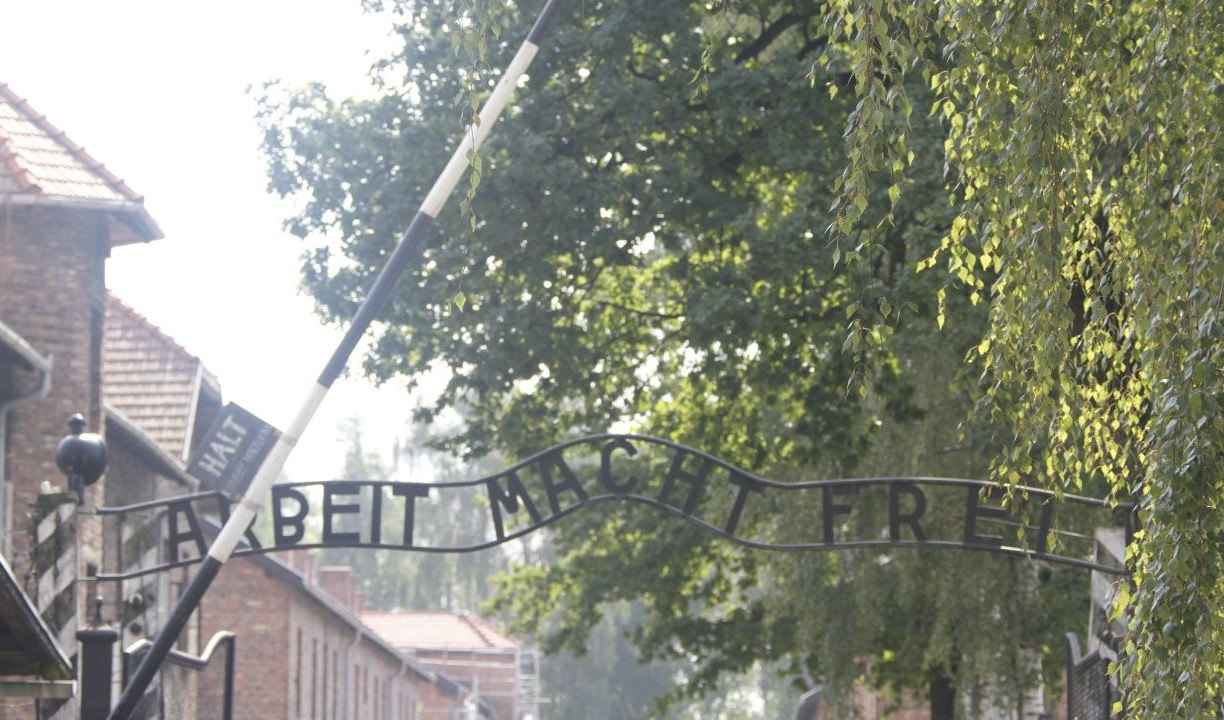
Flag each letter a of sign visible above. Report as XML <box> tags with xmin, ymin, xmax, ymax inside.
<box><xmin>186</xmin><ymin>402</ymin><xmax>282</xmax><ymax>499</ymax></box>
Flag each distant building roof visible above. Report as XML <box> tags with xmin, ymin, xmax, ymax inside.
<box><xmin>104</xmin><ymin>295</ymin><xmax>221</xmax><ymax>462</ymax></box>
<box><xmin>0</xmin><ymin>82</ymin><xmax>161</xmax><ymax>244</ymax></box>
<box><xmin>361</xmin><ymin>611</ymin><xmax>520</xmax><ymax>651</ymax></box>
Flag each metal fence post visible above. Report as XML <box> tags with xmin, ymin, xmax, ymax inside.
<box><xmin>222</xmin><ymin>634</ymin><xmax>235</xmax><ymax>720</ymax></box>
<box><xmin>77</xmin><ymin>597</ymin><xmax>118</xmax><ymax>720</ymax></box>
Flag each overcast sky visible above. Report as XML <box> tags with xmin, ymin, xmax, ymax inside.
<box><xmin>3</xmin><ymin>1</ymin><xmax>421</xmax><ymax>481</ymax></box>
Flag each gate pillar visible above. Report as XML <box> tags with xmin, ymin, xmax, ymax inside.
<box><xmin>78</xmin><ymin>597</ymin><xmax>118</xmax><ymax>720</ymax></box>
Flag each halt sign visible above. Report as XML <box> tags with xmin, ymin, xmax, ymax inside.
<box><xmin>186</xmin><ymin>403</ymin><xmax>280</xmax><ymax>499</ymax></box>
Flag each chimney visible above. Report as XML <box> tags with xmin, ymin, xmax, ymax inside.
<box><xmin>285</xmin><ymin>549</ymin><xmax>315</xmax><ymax>582</ymax></box>
<box><xmin>318</xmin><ymin>566</ymin><xmax>357</xmax><ymax>612</ymax></box>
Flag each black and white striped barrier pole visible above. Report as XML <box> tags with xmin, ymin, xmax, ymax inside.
<box><xmin>109</xmin><ymin>2</ymin><xmax>564</xmax><ymax>716</ymax></box>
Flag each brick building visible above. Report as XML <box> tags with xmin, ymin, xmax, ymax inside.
<box><xmin>0</xmin><ymin>82</ymin><xmax>504</xmax><ymax>718</ymax></box>
<box><xmin>1</xmin><ymin>79</ymin><xmax>163</xmax><ymax>719</ymax></box>
<box><xmin>102</xmin><ymin>300</ymin><xmax>493</xmax><ymax>719</ymax></box>
<box><xmin>362</xmin><ymin>609</ymin><xmax>541</xmax><ymax>720</ymax></box>
<box><xmin>0</xmin><ymin>78</ymin><xmax>161</xmax><ymax>576</ymax></box>
<box><xmin>200</xmin><ymin>551</ymin><xmax>483</xmax><ymax>720</ymax></box>
<box><xmin>103</xmin><ymin>303</ymin><xmax>496</xmax><ymax>718</ymax></box>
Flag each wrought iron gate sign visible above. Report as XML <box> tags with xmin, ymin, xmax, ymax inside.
<box><xmin>98</xmin><ymin>435</ymin><xmax>1129</xmax><ymax>582</ymax></box>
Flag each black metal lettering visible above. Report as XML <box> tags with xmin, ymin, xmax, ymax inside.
<box><xmin>323</xmin><ymin>482</ymin><xmax>361</xmax><ymax>544</ymax></box>
<box><xmin>166</xmin><ymin>501</ymin><xmax>206</xmax><ymax>562</ymax></box>
<box><xmin>486</xmin><ymin>472</ymin><xmax>543</xmax><ymax>541</ymax></box>
<box><xmin>599</xmin><ymin>438</ymin><xmax>639</xmax><ymax>494</ymax></box>
<box><xmin>1034</xmin><ymin>497</ymin><xmax>1055</xmax><ymax>553</ymax></box>
<box><xmin>964</xmin><ymin>486</ymin><xmax>1009</xmax><ymax>547</ymax></box>
<box><xmin>370</xmin><ymin>483</ymin><xmax>383</xmax><ymax>545</ymax></box>
<box><xmin>392</xmin><ymin>484</ymin><xmax>430</xmax><ymax>547</ymax></box>
<box><xmin>273</xmin><ymin>485</ymin><xmax>309</xmax><ymax>547</ymax></box>
<box><xmin>724</xmin><ymin>473</ymin><xmax>763</xmax><ymax>535</ymax></box>
<box><xmin>888</xmin><ymin>481</ymin><xmax>928</xmax><ymax>542</ymax></box>
<box><xmin>822</xmin><ymin>485</ymin><xmax>857</xmax><ymax>544</ymax></box>
<box><xmin>658</xmin><ymin>451</ymin><xmax>712</xmax><ymax>514</ymax></box>
<box><xmin>537</xmin><ymin>452</ymin><xmax>588</xmax><ymax>515</ymax></box>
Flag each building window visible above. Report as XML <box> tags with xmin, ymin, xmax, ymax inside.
<box><xmin>332</xmin><ymin>650</ymin><xmax>339</xmax><ymax>720</ymax></box>
<box><xmin>295</xmin><ymin>628</ymin><xmax>302</xmax><ymax>717</ymax></box>
<box><xmin>321</xmin><ymin>642</ymin><xmax>328</xmax><ymax>720</ymax></box>
<box><xmin>312</xmin><ymin>637</ymin><xmax>318</xmax><ymax>719</ymax></box>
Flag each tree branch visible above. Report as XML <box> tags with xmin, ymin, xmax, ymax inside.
<box><xmin>590</xmin><ymin>299</ymin><xmax>685</xmax><ymax>320</ymax></box>
<box><xmin>735</xmin><ymin>12</ymin><xmax>810</xmax><ymax>64</ymax></box>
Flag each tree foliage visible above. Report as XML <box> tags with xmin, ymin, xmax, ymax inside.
<box><xmin>251</xmin><ymin>0</ymin><xmax>1219</xmax><ymax>715</ymax></box>
<box><xmin>821</xmin><ymin>0</ymin><xmax>1224</xmax><ymax>716</ymax></box>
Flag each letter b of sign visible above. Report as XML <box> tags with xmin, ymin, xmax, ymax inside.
<box><xmin>273</xmin><ymin>486</ymin><xmax>309</xmax><ymax>547</ymax></box>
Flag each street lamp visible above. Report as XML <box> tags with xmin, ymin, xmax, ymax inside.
<box><xmin>55</xmin><ymin>413</ymin><xmax>107</xmax><ymax>502</ymax></box>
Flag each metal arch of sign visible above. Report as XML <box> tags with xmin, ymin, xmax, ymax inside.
<box><xmin>97</xmin><ymin>434</ymin><xmax>1133</xmax><ymax>583</ymax></box>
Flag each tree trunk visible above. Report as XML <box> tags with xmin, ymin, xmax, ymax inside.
<box><xmin>929</xmin><ymin>669</ymin><xmax>955</xmax><ymax>720</ymax></box>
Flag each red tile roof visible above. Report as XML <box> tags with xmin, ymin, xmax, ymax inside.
<box><xmin>104</xmin><ymin>295</ymin><xmax>221</xmax><ymax>461</ymax></box>
<box><xmin>0</xmin><ymin>82</ymin><xmax>161</xmax><ymax>244</ymax></box>
<box><xmin>361</xmin><ymin>611</ymin><xmax>520</xmax><ymax>651</ymax></box>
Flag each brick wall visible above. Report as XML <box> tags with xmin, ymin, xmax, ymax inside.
<box><xmin>805</xmin><ymin>685</ymin><xmax>928</xmax><ymax>720</ymax></box>
<box><xmin>0</xmin><ymin>205</ymin><xmax>109</xmax><ymax>580</ymax></box>
<box><xmin>199</xmin><ymin>556</ymin><xmax>292</xmax><ymax>719</ymax></box>
<box><xmin>413</xmin><ymin>648</ymin><xmax>519</xmax><ymax>720</ymax></box>
<box><xmin>0</xmin><ymin>204</ymin><xmax>111</xmax><ymax>720</ymax></box>
<box><xmin>200</xmin><ymin>554</ymin><xmax>464</xmax><ymax>720</ymax></box>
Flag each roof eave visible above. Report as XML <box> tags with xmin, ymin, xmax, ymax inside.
<box><xmin>2</xmin><ymin>193</ymin><xmax>163</xmax><ymax>244</ymax></box>
<box><xmin>0</xmin><ymin>553</ymin><xmax>72</xmax><ymax>680</ymax></box>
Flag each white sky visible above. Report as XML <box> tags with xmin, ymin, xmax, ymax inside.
<box><xmin>3</xmin><ymin>1</ymin><xmax>423</xmax><ymax>482</ymax></box>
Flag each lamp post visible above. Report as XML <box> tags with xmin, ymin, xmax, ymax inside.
<box><xmin>54</xmin><ymin>415</ymin><xmax>111</xmax><ymax>719</ymax></box>
<box><xmin>55</xmin><ymin>413</ymin><xmax>107</xmax><ymax>502</ymax></box>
